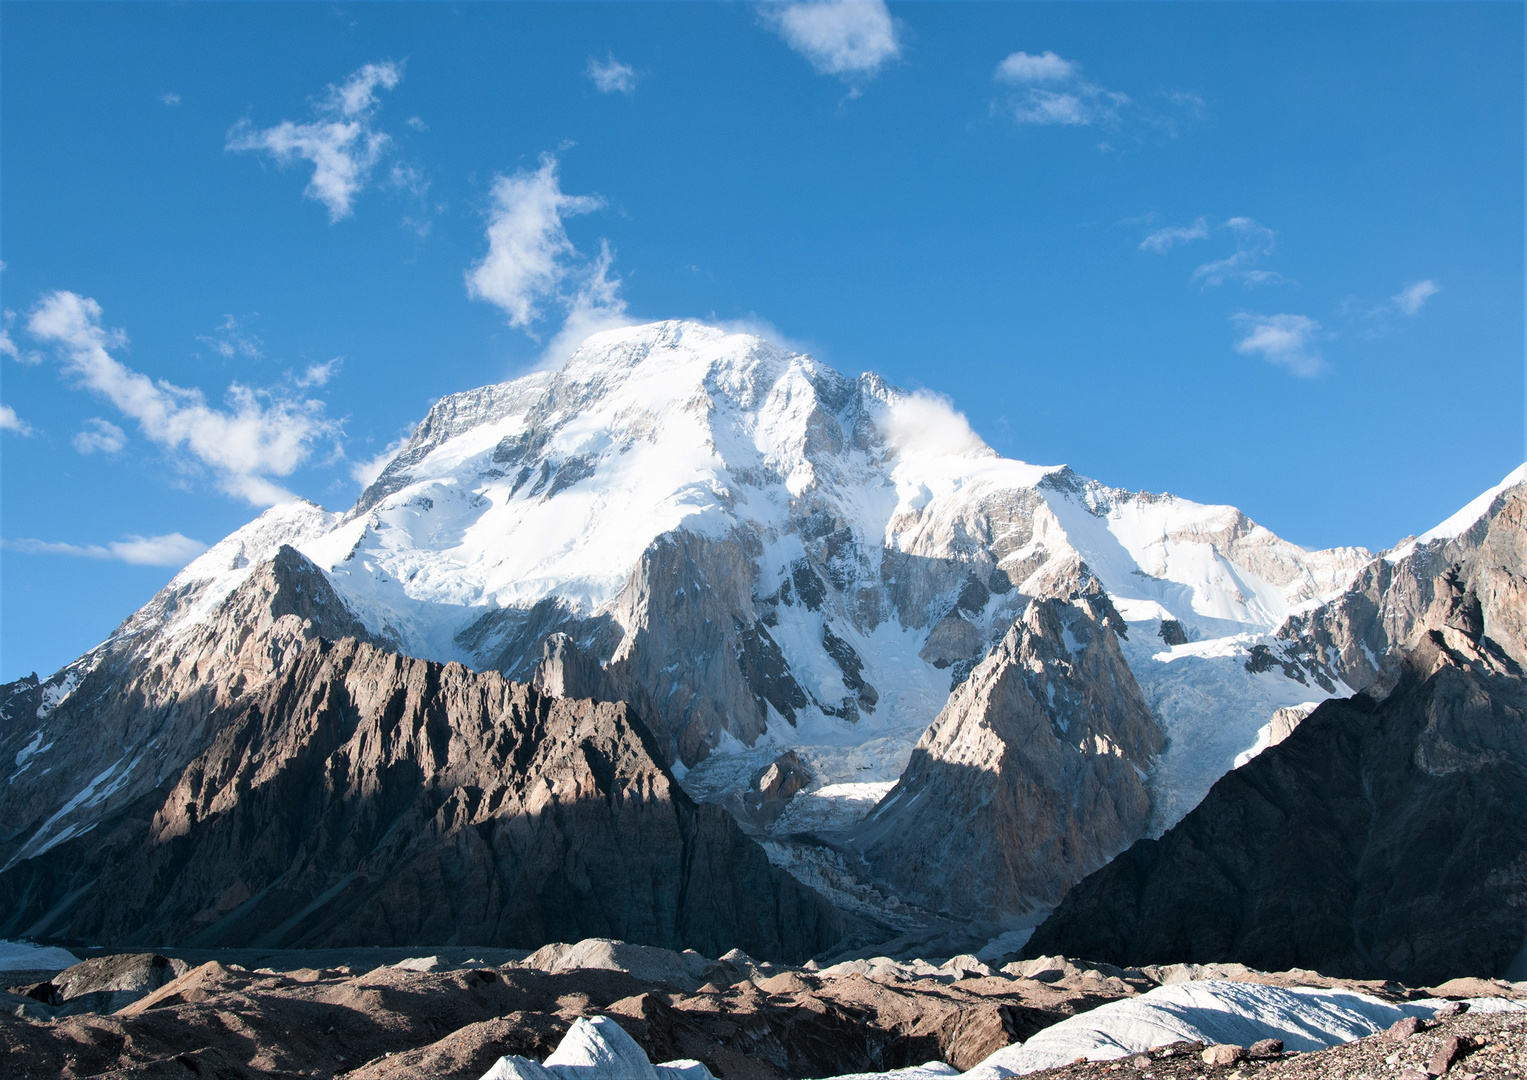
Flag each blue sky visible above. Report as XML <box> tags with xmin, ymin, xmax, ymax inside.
<box><xmin>2</xmin><ymin>2</ymin><xmax>1522</xmax><ymax>682</ymax></box>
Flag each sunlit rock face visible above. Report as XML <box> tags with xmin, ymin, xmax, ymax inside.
<box><xmin>851</xmin><ymin>562</ymin><xmax>1164</xmax><ymax>920</ymax></box>
<box><xmin>0</xmin><ymin>564</ymin><xmax>840</xmax><ymax>960</ymax></box>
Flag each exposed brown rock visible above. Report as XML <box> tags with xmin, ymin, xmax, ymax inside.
<box><xmin>1203</xmin><ymin>1043</ymin><xmax>1247</xmax><ymax>1066</ymax></box>
<box><xmin>854</xmin><ymin>565</ymin><xmax>1164</xmax><ymax>919</ymax></box>
<box><xmin>0</xmin><ymin>631</ymin><xmax>840</xmax><ymax>962</ymax></box>
<box><xmin>0</xmin><ymin>951</ymin><xmax>1138</xmax><ymax>1079</ymax></box>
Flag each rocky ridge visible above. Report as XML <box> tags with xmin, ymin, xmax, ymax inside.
<box><xmin>1023</xmin><ymin>482</ymin><xmax>1527</xmax><ymax>983</ymax></box>
<box><xmin>850</xmin><ymin>565</ymin><xmax>1163</xmax><ymax>919</ymax></box>
<box><xmin>0</xmin><ymin>548</ymin><xmax>837</xmax><ymax>961</ymax></box>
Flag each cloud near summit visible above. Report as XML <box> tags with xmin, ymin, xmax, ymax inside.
<box><xmin>5</xmin><ymin>532</ymin><xmax>208</xmax><ymax>568</ymax></box>
<box><xmin>466</xmin><ymin>154</ymin><xmax>631</xmax><ymax>362</ymax></box>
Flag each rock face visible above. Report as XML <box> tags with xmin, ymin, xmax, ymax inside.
<box><xmin>1</xmin><ymin>527</ymin><xmax>371</xmax><ymax>873</ymax></box>
<box><xmin>851</xmin><ymin>565</ymin><xmax>1164</xmax><ymax>919</ymax></box>
<box><xmin>1275</xmin><ymin>471</ymin><xmax>1527</xmax><ymax>696</ymax></box>
<box><xmin>0</xmin><ymin>628</ymin><xmax>839</xmax><ymax>961</ymax></box>
<box><xmin>1024</xmin><ymin>629</ymin><xmax>1527</xmax><ymax>983</ymax></box>
<box><xmin>1025</xmin><ymin>473</ymin><xmax>1527</xmax><ymax>983</ymax></box>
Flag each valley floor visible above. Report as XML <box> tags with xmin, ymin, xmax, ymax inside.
<box><xmin>4</xmin><ymin>943</ymin><xmax>1524</xmax><ymax>1080</ymax></box>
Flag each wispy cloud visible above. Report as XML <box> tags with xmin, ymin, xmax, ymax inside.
<box><xmin>1193</xmin><ymin>217</ymin><xmax>1289</xmax><ymax>289</ymax></box>
<box><xmin>1140</xmin><ymin>217</ymin><xmax>1209</xmax><ymax>253</ymax></box>
<box><xmin>197</xmin><ymin>314</ymin><xmax>263</xmax><ymax>360</ymax></box>
<box><xmin>73</xmin><ymin>418</ymin><xmax>126</xmax><ymax>454</ymax></box>
<box><xmin>295</xmin><ymin>358</ymin><xmax>342</xmax><ymax>388</ymax></box>
<box><xmin>1391</xmin><ymin>279</ymin><xmax>1440</xmax><ymax>316</ymax></box>
<box><xmin>349</xmin><ymin>434</ymin><xmax>410</xmax><ymax>487</ymax></box>
<box><xmin>1233</xmin><ymin>312</ymin><xmax>1324</xmax><ymax>377</ymax></box>
<box><xmin>761</xmin><ymin>0</ymin><xmax>901</xmax><ymax>80</ymax></box>
<box><xmin>226</xmin><ymin>61</ymin><xmax>403</xmax><ymax>221</ymax></box>
<box><xmin>0</xmin><ymin>404</ymin><xmax>33</xmax><ymax>436</ymax></box>
<box><xmin>4</xmin><ymin>532</ymin><xmax>208</xmax><ymax>567</ymax></box>
<box><xmin>992</xmin><ymin>49</ymin><xmax>1127</xmax><ymax>126</ymax></box>
<box><xmin>1</xmin><ymin>310</ymin><xmax>41</xmax><ymax>365</ymax></box>
<box><xmin>587</xmin><ymin>54</ymin><xmax>638</xmax><ymax>94</ymax></box>
<box><xmin>465</xmin><ymin>154</ymin><xmax>630</xmax><ymax>353</ymax></box>
<box><xmin>161</xmin><ymin>92</ymin><xmax>181</xmax><ymax>106</ymax></box>
<box><xmin>26</xmin><ymin>291</ymin><xmax>339</xmax><ymax>505</ymax></box>
<box><xmin>994</xmin><ymin>50</ymin><xmax>1076</xmax><ymax>85</ymax></box>
<box><xmin>387</xmin><ymin>161</ymin><xmax>436</xmax><ymax>237</ymax></box>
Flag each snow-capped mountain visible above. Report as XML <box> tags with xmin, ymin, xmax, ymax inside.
<box><xmin>13</xmin><ymin>318</ymin><xmax>1494</xmax><ymax>932</ymax></box>
<box><xmin>283</xmin><ymin>321</ymin><xmax>1368</xmax><ymax>830</ymax></box>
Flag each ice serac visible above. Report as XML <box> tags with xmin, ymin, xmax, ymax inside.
<box><xmin>851</xmin><ymin>563</ymin><xmax>1164</xmax><ymax>920</ymax></box>
<box><xmin>0</xmin><ymin>631</ymin><xmax>841</xmax><ymax>961</ymax></box>
<box><xmin>1024</xmin><ymin>479</ymin><xmax>1527</xmax><ymax>983</ymax></box>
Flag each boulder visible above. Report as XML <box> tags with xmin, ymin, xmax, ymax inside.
<box><xmin>523</xmin><ymin>940</ymin><xmax>711</xmax><ymax>992</ymax></box>
<box><xmin>52</xmin><ymin>952</ymin><xmax>189</xmax><ymax>1013</ymax></box>
<box><xmin>1202</xmin><ymin>1043</ymin><xmax>1246</xmax><ymax>1066</ymax></box>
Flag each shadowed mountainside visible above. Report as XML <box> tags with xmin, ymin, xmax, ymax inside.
<box><xmin>0</xmin><ymin>554</ymin><xmax>840</xmax><ymax>962</ymax></box>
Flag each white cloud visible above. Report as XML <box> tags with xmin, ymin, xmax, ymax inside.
<box><xmin>466</xmin><ymin>153</ymin><xmax>630</xmax><ymax>343</ymax></box>
<box><xmin>73</xmin><ymin>418</ymin><xmax>126</xmax><ymax>454</ymax></box>
<box><xmin>1140</xmin><ymin>217</ymin><xmax>1209</xmax><ymax>253</ymax></box>
<box><xmin>226</xmin><ymin>60</ymin><xmax>402</xmax><ymax>221</ymax></box>
<box><xmin>0</xmin><ymin>404</ymin><xmax>33</xmax><ymax>436</ymax></box>
<box><xmin>1233</xmin><ymin>312</ymin><xmax>1324</xmax><ymax>377</ymax></box>
<box><xmin>1193</xmin><ymin>217</ymin><xmax>1288</xmax><ymax>288</ymax></box>
<box><xmin>295</xmin><ymin>358</ymin><xmax>342</xmax><ymax>387</ymax></box>
<box><xmin>535</xmin><ymin>239</ymin><xmax>635</xmax><ymax>369</ymax></box>
<box><xmin>991</xmin><ymin>51</ymin><xmax>1127</xmax><ymax>127</ymax></box>
<box><xmin>587</xmin><ymin>54</ymin><xmax>638</xmax><ymax>94</ymax></box>
<box><xmin>761</xmin><ymin>0</ymin><xmax>901</xmax><ymax>79</ymax></box>
<box><xmin>1392</xmin><ymin>279</ymin><xmax>1440</xmax><ymax>315</ymax></box>
<box><xmin>883</xmin><ymin>390</ymin><xmax>993</xmax><ymax>461</ymax></box>
<box><xmin>2</xmin><ymin>310</ymin><xmax>41</xmax><ymax>364</ymax></box>
<box><xmin>26</xmin><ymin>291</ymin><xmax>338</xmax><ymax>505</ymax></box>
<box><xmin>349</xmin><ymin>434</ymin><xmax>411</xmax><ymax>487</ymax></box>
<box><xmin>197</xmin><ymin>314</ymin><xmax>263</xmax><ymax>360</ymax></box>
<box><xmin>994</xmin><ymin>50</ymin><xmax>1076</xmax><ymax>84</ymax></box>
<box><xmin>406</xmin><ymin>116</ymin><xmax>428</xmax><ymax>132</ymax></box>
<box><xmin>161</xmin><ymin>92</ymin><xmax>181</xmax><ymax>106</ymax></box>
<box><xmin>5</xmin><ymin>532</ymin><xmax>208</xmax><ymax>567</ymax></box>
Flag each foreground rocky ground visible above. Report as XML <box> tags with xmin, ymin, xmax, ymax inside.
<box><xmin>5</xmin><ymin>944</ymin><xmax>1524</xmax><ymax>1079</ymax></box>
<box><xmin>1020</xmin><ymin>1010</ymin><xmax>1527</xmax><ymax>1080</ymax></box>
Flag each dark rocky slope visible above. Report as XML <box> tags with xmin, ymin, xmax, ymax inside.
<box><xmin>0</xmin><ymin>634</ymin><xmax>840</xmax><ymax>962</ymax></box>
<box><xmin>1</xmin><ymin>537</ymin><xmax>381</xmax><ymax>873</ymax></box>
<box><xmin>1024</xmin><ymin>627</ymin><xmax>1527</xmax><ymax>984</ymax></box>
